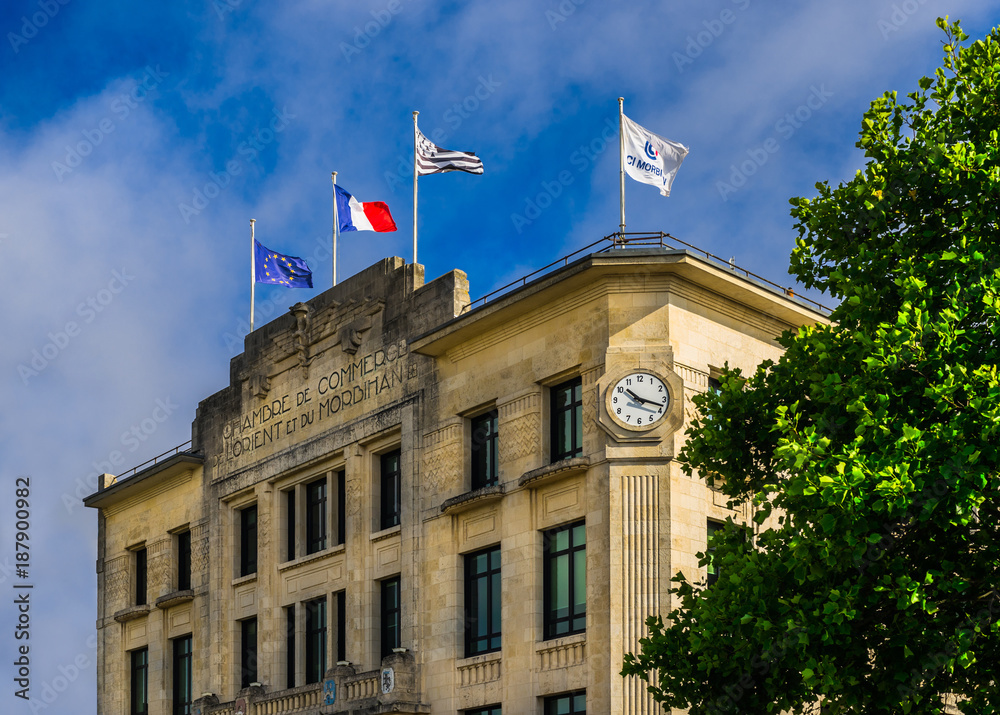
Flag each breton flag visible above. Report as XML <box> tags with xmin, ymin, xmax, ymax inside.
<box><xmin>335</xmin><ymin>185</ymin><xmax>397</xmax><ymax>232</ymax></box>
<box><xmin>254</xmin><ymin>240</ymin><xmax>313</xmax><ymax>288</ymax></box>
<box><xmin>621</xmin><ymin>113</ymin><xmax>688</xmax><ymax>197</ymax></box>
<box><xmin>415</xmin><ymin>126</ymin><xmax>484</xmax><ymax>176</ymax></box>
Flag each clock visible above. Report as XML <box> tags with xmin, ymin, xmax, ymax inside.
<box><xmin>608</xmin><ymin>372</ymin><xmax>670</xmax><ymax>429</ymax></box>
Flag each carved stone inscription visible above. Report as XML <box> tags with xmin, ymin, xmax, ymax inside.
<box><xmin>222</xmin><ymin>339</ymin><xmax>408</xmax><ymax>462</ymax></box>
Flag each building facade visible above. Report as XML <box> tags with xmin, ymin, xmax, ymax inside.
<box><xmin>85</xmin><ymin>246</ymin><xmax>824</xmax><ymax>715</ymax></box>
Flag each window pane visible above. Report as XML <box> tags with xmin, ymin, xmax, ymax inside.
<box><xmin>135</xmin><ymin>548</ymin><xmax>147</xmax><ymax>606</ymax></box>
<box><xmin>464</xmin><ymin>546</ymin><xmax>501</xmax><ymax>657</ymax></box>
<box><xmin>173</xmin><ymin>636</ymin><xmax>192</xmax><ymax>715</ymax></box>
<box><xmin>305</xmin><ymin>598</ymin><xmax>327</xmax><ymax>684</ymax></box>
<box><xmin>177</xmin><ymin>531</ymin><xmax>191</xmax><ymax>591</ymax></box>
<box><xmin>381</xmin><ymin>451</ymin><xmax>401</xmax><ymax>529</ymax></box>
<box><xmin>544</xmin><ymin>521</ymin><xmax>586</xmax><ymax>639</ymax></box>
<box><xmin>240</xmin><ymin>505</ymin><xmax>257</xmax><ymax>576</ymax></box>
<box><xmin>131</xmin><ymin>648</ymin><xmax>148</xmax><ymax>715</ymax></box>
<box><xmin>306</xmin><ymin>478</ymin><xmax>327</xmax><ymax>555</ymax></box>
<box><xmin>241</xmin><ymin>619</ymin><xmax>257</xmax><ymax>688</ymax></box>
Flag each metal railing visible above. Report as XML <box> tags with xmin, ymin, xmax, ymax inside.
<box><xmin>116</xmin><ymin>439</ymin><xmax>194</xmax><ymax>480</ymax></box>
<box><xmin>465</xmin><ymin>232</ymin><xmax>833</xmax><ymax>314</ymax></box>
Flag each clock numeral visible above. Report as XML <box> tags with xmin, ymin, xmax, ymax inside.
<box><xmin>662</xmin><ymin>396</ymin><xmax>667</xmax><ymax>403</ymax></box>
<box><xmin>637</xmin><ymin>375</ymin><xmax>644</xmax><ymax>383</ymax></box>
<box><xmin>617</xmin><ymin>386</ymin><xmax>624</xmax><ymax>394</ymax></box>
<box><xmin>658</xmin><ymin>385</ymin><xmax>663</xmax><ymax>392</ymax></box>
<box><xmin>626</xmin><ymin>378</ymin><xmax>632</xmax><ymax>386</ymax></box>
<box><xmin>636</xmin><ymin>417</ymin><xmax>642</xmax><ymax>425</ymax></box>
<box><xmin>625</xmin><ymin>414</ymin><xmax>631</xmax><ymax>422</ymax></box>
<box><xmin>616</xmin><ymin>408</ymin><xmax>621</xmax><ymax>415</ymax></box>
<box><xmin>613</xmin><ymin>396</ymin><xmax>618</xmax><ymax>404</ymax></box>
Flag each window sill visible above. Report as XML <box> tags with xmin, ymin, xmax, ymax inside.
<box><xmin>113</xmin><ymin>604</ymin><xmax>150</xmax><ymax>623</ymax></box>
<box><xmin>371</xmin><ymin>523</ymin><xmax>401</xmax><ymax>542</ymax></box>
<box><xmin>537</xmin><ymin>631</ymin><xmax>586</xmax><ymax>649</ymax></box>
<box><xmin>518</xmin><ymin>457</ymin><xmax>589</xmax><ymax>490</ymax></box>
<box><xmin>278</xmin><ymin>543</ymin><xmax>346</xmax><ymax>572</ymax></box>
<box><xmin>440</xmin><ymin>484</ymin><xmax>505</xmax><ymax>516</ymax></box>
<box><xmin>232</xmin><ymin>572</ymin><xmax>257</xmax><ymax>588</ymax></box>
<box><xmin>456</xmin><ymin>649</ymin><xmax>502</xmax><ymax>668</ymax></box>
<box><xmin>155</xmin><ymin>590</ymin><xmax>194</xmax><ymax>609</ymax></box>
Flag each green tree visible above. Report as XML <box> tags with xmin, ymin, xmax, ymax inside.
<box><xmin>622</xmin><ymin>19</ymin><xmax>1000</xmax><ymax>714</ymax></box>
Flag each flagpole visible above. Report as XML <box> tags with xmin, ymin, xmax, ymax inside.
<box><xmin>250</xmin><ymin>218</ymin><xmax>256</xmax><ymax>333</ymax></box>
<box><xmin>412</xmin><ymin>111</ymin><xmax>419</xmax><ymax>266</ymax></box>
<box><xmin>332</xmin><ymin>171</ymin><xmax>339</xmax><ymax>287</ymax></box>
<box><xmin>618</xmin><ymin>97</ymin><xmax>626</xmax><ymax>242</ymax></box>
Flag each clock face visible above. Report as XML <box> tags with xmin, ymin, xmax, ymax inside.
<box><xmin>609</xmin><ymin>372</ymin><xmax>669</xmax><ymax>429</ymax></box>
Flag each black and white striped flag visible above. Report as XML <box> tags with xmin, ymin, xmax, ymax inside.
<box><xmin>415</xmin><ymin>126</ymin><xmax>484</xmax><ymax>176</ymax></box>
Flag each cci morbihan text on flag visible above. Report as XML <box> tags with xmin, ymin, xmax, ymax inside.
<box><xmin>621</xmin><ymin>113</ymin><xmax>688</xmax><ymax>197</ymax></box>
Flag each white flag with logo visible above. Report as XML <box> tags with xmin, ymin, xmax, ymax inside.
<box><xmin>621</xmin><ymin>113</ymin><xmax>688</xmax><ymax>197</ymax></box>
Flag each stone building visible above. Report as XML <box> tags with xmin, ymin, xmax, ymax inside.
<box><xmin>85</xmin><ymin>244</ymin><xmax>825</xmax><ymax>715</ymax></box>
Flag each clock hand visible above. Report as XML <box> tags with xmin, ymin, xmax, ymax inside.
<box><xmin>625</xmin><ymin>388</ymin><xmax>655</xmax><ymax>406</ymax></box>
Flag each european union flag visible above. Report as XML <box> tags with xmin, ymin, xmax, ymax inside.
<box><xmin>254</xmin><ymin>240</ymin><xmax>313</xmax><ymax>288</ymax></box>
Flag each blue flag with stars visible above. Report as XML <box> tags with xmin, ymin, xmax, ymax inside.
<box><xmin>254</xmin><ymin>240</ymin><xmax>313</xmax><ymax>288</ymax></box>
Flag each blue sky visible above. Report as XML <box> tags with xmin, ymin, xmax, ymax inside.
<box><xmin>2</xmin><ymin>1</ymin><xmax>999</xmax><ymax>712</ymax></box>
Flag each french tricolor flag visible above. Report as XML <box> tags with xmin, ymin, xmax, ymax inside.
<box><xmin>335</xmin><ymin>185</ymin><xmax>397</xmax><ymax>232</ymax></box>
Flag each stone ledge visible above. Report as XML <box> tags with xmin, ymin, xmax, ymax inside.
<box><xmin>440</xmin><ymin>485</ymin><xmax>504</xmax><ymax>515</ymax></box>
<box><xmin>155</xmin><ymin>589</ymin><xmax>194</xmax><ymax>609</ymax></box>
<box><xmin>113</xmin><ymin>604</ymin><xmax>150</xmax><ymax>623</ymax></box>
<box><xmin>278</xmin><ymin>543</ymin><xmax>346</xmax><ymax>572</ymax></box>
<box><xmin>518</xmin><ymin>457</ymin><xmax>589</xmax><ymax>490</ymax></box>
<box><xmin>371</xmin><ymin>524</ymin><xmax>402</xmax><ymax>543</ymax></box>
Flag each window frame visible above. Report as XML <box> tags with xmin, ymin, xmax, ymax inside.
<box><xmin>134</xmin><ymin>547</ymin><xmax>148</xmax><ymax>606</ymax></box>
<box><xmin>305</xmin><ymin>596</ymin><xmax>327</xmax><ymax>685</ymax></box>
<box><xmin>544</xmin><ymin>690</ymin><xmax>586</xmax><ymax>715</ymax></box>
<box><xmin>239</xmin><ymin>504</ymin><xmax>258</xmax><ymax>577</ymax></box>
<box><xmin>305</xmin><ymin>476</ymin><xmax>328</xmax><ymax>555</ymax></box>
<box><xmin>465</xmin><ymin>707</ymin><xmax>502</xmax><ymax>715</ymax></box>
<box><xmin>177</xmin><ymin>530</ymin><xmax>192</xmax><ymax>592</ymax></box>
<box><xmin>285</xmin><ymin>605</ymin><xmax>296</xmax><ymax>689</ymax></box>
<box><xmin>550</xmin><ymin>377</ymin><xmax>583</xmax><ymax>463</ymax></box>
<box><xmin>464</xmin><ymin>545</ymin><xmax>502</xmax><ymax>657</ymax></box>
<box><xmin>380</xmin><ymin>450</ymin><xmax>402</xmax><ymax>530</ymax></box>
<box><xmin>172</xmin><ymin>635</ymin><xmax>192</xmax><ymax>715</ymax></box>
<box><xmin>130</xmin><ymin>647</ymin><xmax>149</xmax><ymax>715</ymax></box>
<box><xmin>240</xmin><ymin>617</ymin><xmax>258</xmax><ymax>689</ymax></box>
<box><xmin>543</xmin><ymin>521</ymin><xmax>587</xmax><ymax>640</ymax></box>
<box><xmin>470</xmin><ymin>409</ymin><xmax>499</xmax><ymax>490</ymax></box>
<box><xmin>380</xmin><ymin>575</ymin><xmax>401</xmax><ymax>660</ymax></box>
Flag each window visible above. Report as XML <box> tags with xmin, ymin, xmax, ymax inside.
<box><xmin>471</xmin><ymin>410</ymin><xmax>499</xmax><ymax>490</ymax></box>
<box><xmin>335</xmin><ymin>589</ymin><xmax>346</xmax><ymax>662</ymax></box>
<box><xmin>380</xmin><ymin>576</ymin><xmax>401</xmax><ymax>659</ymax></box>
<box><xmin>380</xmin><ymin>450</ymin><xmax>401</xmax><ymax>530</ymax></box>
<box><xmin>177</xmin><ymin>530</ymin><xmax>191</xmax><ymax>591</ymax></box>
<box><xmin>544</xmin><ymin>691</ymin><xmax>586</xmax><ymax>715</ymax></box>
<box><xmin>466</xmin><ymin>707</ymin><xmax>502</xmax><ymax>715</ymax></box>
<box><xmin>172</xmin><ymin>635</ymin><xmax>192</xmax><ymax>715</ymax></box>
<box><xmin>286</xmin><ymin>489</ymin><xmax>296</xmax><ymax>561</ymax></box>
<box><xmin>306</xmin><ymin>477</ymin><xmax>328</xmax><ymax>555</ymax></box>
<box><xmin>708</xmin><ymin>376</ymin><xmax>721</xmax><ymax>392</ymax></box>
<box><xmin>130</xmin><ymin>648</ymin><xmax>148</xmax><ymax>715</ymax></box>
<box><xmin>543</xmin><ymin>521</ymin><xmax>586</xmax><ymax>639</ymax></box>
<box><xmin>240</xmin><ymin>618</ymin><xmax>257</xmax><ymax>689</ymax></box>
<box><xmin>305</xmin><ymin>597</ymin><xmax>327</xmax><ymax>684</ymax></box>
<box><xmin>336</xmin><ymin>469</ymin><xmax>346</xmax><ymax>546</ymax></box>
<box><xmin>465</xmin><ymin>546</ymin><xmax>501</xmax><ymax>657</ymax></box>
<box><xmin>285</xmin><ymin>605</ymin><xmax>296</xmax><ymax>689</ymax></box>
<box><xmin>135</xmin><ymin>547</ymin><xmax>147</xmax><ymax>606</ymax></box>
<box><xmin>550</xmin><ymin>378</ymin><xmax>583</xmax><ymax>462</ymax></box>
<box><xmin>240</xmin><ymin>504</ymin><xmax>258</xmax><ymax>577</ymax></box>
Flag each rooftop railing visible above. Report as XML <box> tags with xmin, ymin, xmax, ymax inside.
<box><xmin>465</xmin><ymin>231</ymin><xmax>833</xmax><ymax>315</ymax></box>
